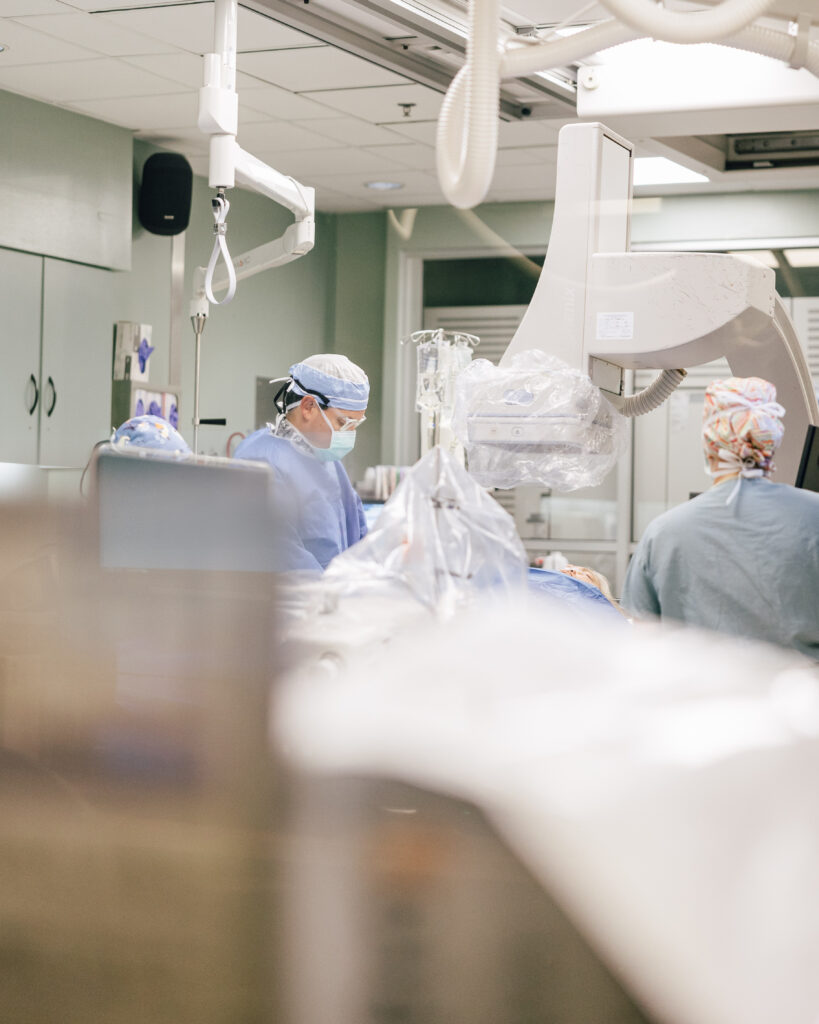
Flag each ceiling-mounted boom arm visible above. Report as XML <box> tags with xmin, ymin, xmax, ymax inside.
<box><xmin>188</xmin><ymin>0</ymin><xmax>316</xmax><ymax>451</ymax></box>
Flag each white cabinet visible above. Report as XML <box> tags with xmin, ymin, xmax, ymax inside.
<box><xmin>0</xmin><ymin>247</ymin><xmax>118</xmax><ymax>468</ymax></box>
<box><xmin>0</xmin><ymin>248</ymin><xmax>43</xmax><ymax>464</ymax></box>
<box><xmin>39</xmin><ymin>259</ymin><xmax>116</xmax><ymax>467</ymax></box>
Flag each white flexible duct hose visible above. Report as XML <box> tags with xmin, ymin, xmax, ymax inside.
<box><xmin>611</xmin><ymin>368</ymin><xmax>687</xmax><ymax>417</ymax></box>
<box><xmin>435</xmin><ymin>0</ymin><xmax>501</xmax><ymax>209</ymax></box>
<box><xmin>596</xmin><ymin>0</ymin><xmax>774</xmax><ymax>44</ymax></box>
<box><xmin>437</xmin><ymin>19</ymin><xmax>638</xmax><ymax>207</ymax></box>
<box><xmin>501</xmin><ymin>19</ymin><xmax>638</xmax><ymax>78</ymax></box>
<box><xmin>723</xmin><ymin>22</ymin><xmax>819</xmax><ymax>74</ymax></box>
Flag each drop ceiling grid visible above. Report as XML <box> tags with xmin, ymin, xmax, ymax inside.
<box><xmin>94</xmin><ymin>3</ymin><xmax>321</xmax><ymax>55</ymax></box>
<box><xmin>9</xmin><ymin>10</ymin><xmax>177</xmax><ymax>56</ymax></box>
<box><xmin>0</xmin><ymin>56</ymin><xmax>205</xmax><ymax>102</ymax></box>
<box><xmin>263</xmin><ymin>145</ymin><xmax>416</xmax><ymax>177</ymax></box>
<box><xmin>236</xmin><ymin>46</ymin><xmax>409</xmax><ymax>92</ymax></box>
<box><xmin>304</xmin><ymin>82</ymin><xmax>443</xmax><ymax>122</ymax></box>
<box><xmin>0</xmin><ymin>15</ymin><xmax>98</xmax><ymax>63</ymax></box>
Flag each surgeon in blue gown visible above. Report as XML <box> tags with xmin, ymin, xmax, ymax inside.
<box><xmin>233</xmin><ymin>354</ymin><xmax>369</xmax><ymax>572</ymax></box>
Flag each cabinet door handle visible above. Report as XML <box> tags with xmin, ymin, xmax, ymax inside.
<box><xmin>27</xmin><ymin>374</ymin><xmax>39</xmax><ymax>415</ymax></box>
<box><xmin>46</xmin><ymin>376</ymin><xmax>57</xmax><ymax>417</ymax></box>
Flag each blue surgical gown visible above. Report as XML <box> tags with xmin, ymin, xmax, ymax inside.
<box><xmin>527</xmin><ymin>568</ymin><xmax>625</xmax><ymax>621</ymax></box>
<box><xmin>234</xmin><ymin>427</ymin><xmax>367</xmax><ymax>572</ymax></box>
<box><xmin>622</xmin><ymin>478</ymin><xmax>819</xmax><ymax>659</ymax></box>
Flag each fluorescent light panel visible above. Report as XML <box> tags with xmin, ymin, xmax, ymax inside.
<box><xmin>728</xmin><ymin>249</ymin><xmax>779</xmax><ymax>268</ymax></box>
<box><xmin>633</xmin><ymin>157</ymin><xmax>708</xmax><ymax>186</ymax></box>
<box><xmin>783</xmin><ymin>247</ymin><xmax>819</xmax><ymax>267</ymax></box>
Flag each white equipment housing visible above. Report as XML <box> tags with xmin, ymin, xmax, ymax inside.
<box><xmin>499</xmin><ymin>122</ymin><xmax>819</xmax><ymax>484</ymax></box>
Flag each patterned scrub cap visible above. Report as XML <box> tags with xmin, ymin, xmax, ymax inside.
<box><xmin>702</xmin><ymin>377</ymin><xmax>785</xmax><ymax>474</ymax></box>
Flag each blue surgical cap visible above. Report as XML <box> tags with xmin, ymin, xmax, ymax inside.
<box><xmin>112</xmin><ymin>414</ymin><xmax>191</xmax><ymax>454</ymax></box>
<box><xmin>283</xmin><ymin>354</ymin><xmax>369</xmax><ymax>411</ymax></box>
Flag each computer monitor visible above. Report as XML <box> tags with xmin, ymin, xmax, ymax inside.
<box><xmin>795</xmin><ymin>424</ymin><xmax>819</xmax><ymax>493</ymax></box>
<box><xmin>94</xmin><ymin>447</ymin><xmax>280</xmax><ymax>571</ymax></box>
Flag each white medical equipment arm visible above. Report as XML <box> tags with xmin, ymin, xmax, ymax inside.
<box><xmin>500</xmin><ymin>123</ymin><xmax>819</xmax><ymax>484</ymax></box>
<box><xmin>436</xmin><ymin>0</ymin><xmax>819</xmax><ymax>209</ymax></box>
<box><xmin>188</xmin><ymin>0</ymin><xmax>315</xmax><ymax>451</ymax></box>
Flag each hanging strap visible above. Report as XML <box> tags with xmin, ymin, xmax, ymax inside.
<box><xmin>204</xmin><ymin>193</ymin><xmax>237</xmax><ymax>305</ymax></box>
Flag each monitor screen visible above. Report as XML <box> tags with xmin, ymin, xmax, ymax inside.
<box><xmin>95</xmin><ymin>448</ymin><xmax>280</xmax><ymax>571</ymax></box>
<box><xmin>795</xmin><ymin>424</ymin><xmax>819</xmax><ymax>493</ymax></box>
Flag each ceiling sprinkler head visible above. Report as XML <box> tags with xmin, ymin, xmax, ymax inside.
<box><xmin>399</xmin><ymin>102</ymin><xmax>416</xmax><ymax>118</ymax></box>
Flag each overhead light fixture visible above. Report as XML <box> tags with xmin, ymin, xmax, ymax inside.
<box><xmin>633</xmin><ymin>157</ymin><xmax>709</xmax><ymax>186</ymax></box>
<box><xmin>0</xmin><ymin>44</ymin><xmax>6</xmax><ymax>53</ymax></box>
<box><xmin>783</xmin><ymin>247</ymin><xmax>819</xmax><ymax>267</ymax></box>
<box><xmin>729</xmin><ymin>249</ymin><xmax>779</xmax><ymax>268</ymax></box>
<box><xmin>365</xmin><ymin>180</ymin><xmax>404</xmax><ymax>191</ymax></box>
<box><xmin>377</xmin><ymin>0</ymin><xmax>467</xmax><ymax>38</ymax></box>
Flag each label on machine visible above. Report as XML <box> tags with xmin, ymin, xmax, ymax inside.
<box><xmin>596</xmin><ymin>311</ymin><xmax>634</xmax><ymax>341</ymax></box>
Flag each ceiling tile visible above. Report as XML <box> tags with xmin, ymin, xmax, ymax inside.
<box><xmin>0</xmin><ymin>15</ymin><xmax>96</xmax><ymax>63</ymax></box>
<box><xmin>497</xmin><ymin>119</ymin><xmax>562</xmax><ymax>147</ymax></box>
<box><xmin>303</xmin><ymin>117</ymin><xmax>409</xmax><ymax>146</ymax></box>
<box><xmin>266</xmin><ymin>146</ymin><xmax>407</xmax><ymax>177</ymax></box>
<box><xmin>383</xmin><ymin>120</ymin><xmax>438</xmax><ymax>145</ymax></box>
<box><xmin>123</xmin><ymin>51</ymin><xmax>265</xmax><ymax>91</ymax></box>
<box><xmin>69</xmin><ymin>92</ymin><xmax>199</xmax><ymax>131</ymax></box>
<box><xmin>309</xmin><ymin>168</ymin><xmax>441</xmax><ymax>198</ymax></box>
<box><xmin>237</xmin><ymin>46</ymin><xmax>407</xmax><ymax>92</ymax></box>
<box><xmin>239</xmin><ymin>85</ymin><xmax>343</xmax><ymax>121</ymax></box>
<box><xmin>490</xmin><ymin>163</ymin><xmax>558</xmax><ymax>191</ymax></box>
<box><xmin>59</xmin><ymin>0</ymin><xmax>186</xmax><ymax>8</ymax></box>
<box><xmin>11</xmin><ymin>11</ymin><xmax>175</xmax><ymax>56</ymax></box>
<box><xmin>0</xmin><ymin>0</ymin><xmax>64</xmax><ymax>12</ymax></box>
<box><xmin>123</xmin><ymin>50</ymin><xmax>209</xmax><ymax>88</ymax></box>
<box><xmin>362</xmin><ymin>143</ymin><xmax>435</xmax><ymax>170</ymax></box>
<box><xmin>314</xmin><ymin>189</ymin><xmax>379</xmax><ymax>213</ymax></box>
<box><xmin>187</xmin><ymin>154</ymin><xmax>210</xmax><ymax>178</ymax></box>
<box><xmin>0</xmin><ymin>57</ymin><xmax>192</xmax><ymax>102</ymax></box>
<box><xmin>495</xmin><ymin>145</ymin><xmax>557</xmax><ymax>166</ymax></box>
<box><xmin>308</xmin><ymin>83</ymin><xmax>442</xmax><ymax>123</ymax></box>
<box><xmin>99</xmin><ymin>4</ymin><xmax>319</xmax><ymax>56</ymax></box>
<box><xmin>237</xmin><ymin>119</ymin><xmax>341</xmax><ymax>152</ymax></box>
<box><xmin>137</xmin><ymin>127</ymin><xmax>210</xmax><ymax>156</ymax></box>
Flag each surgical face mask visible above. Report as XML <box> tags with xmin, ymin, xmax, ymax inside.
<box><xmin>311</xmin><ymin>405</ymin><xmax>357</xmax><ymax>462</ymax></box>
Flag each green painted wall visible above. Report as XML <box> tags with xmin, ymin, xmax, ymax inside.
<box><xmin>0</xmin><ymin>88</ymin><xmax>132</xmax><ymax>270</ymax></box>
<box><xmin>330</xmin><ymin>212</ymin><xmax>387</xmax><ymax>482</ymax></box>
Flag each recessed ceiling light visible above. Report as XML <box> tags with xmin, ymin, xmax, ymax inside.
<box><xmin>0</xmin><ymin>44</ymin><xmax>7</xmax><ymax>54</ymax></box>
<box><xmin>365</xmin><ymin>181</ymin><xmax>404</xmax><ymax>191</ymax></box>
<box><xmin>633</xmin><ymin>157</ymin><xmax>708</xmax><ymax>186</ymax></box>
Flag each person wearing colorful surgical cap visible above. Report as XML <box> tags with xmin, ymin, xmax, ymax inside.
<box><xmin>622</xmin><ymin>376</ymin><xmax>819</xmax><ymax>659</ymax></box>
<box><xmin>233</xmin><ymin>354</ymin><xmax>369</xmax><ymax>572</ymax></box>
<box><xmin>112</xmin><ymin>414</ymin><xmax>191</xmax><ymax>454</ymax></box>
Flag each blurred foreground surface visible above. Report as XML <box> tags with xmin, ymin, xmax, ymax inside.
<box><xmin>0</xmin><ymin>498</ymin><xmax>652</xmax><ymax>1024</ymax></box>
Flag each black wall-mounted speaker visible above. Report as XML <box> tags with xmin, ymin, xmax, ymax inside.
<box><xmin>138</xmin><ymin>153</ymin><xmax>193</xmax><ymax>236</ymax></box>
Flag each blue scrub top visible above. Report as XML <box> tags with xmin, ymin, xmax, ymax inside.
<box><xmin>622</xmin><ymin>478</ymin><xmax>819</xmax><ymax>659</ymax></box>
<box><xmin>234</xmin><ymin>427</ymin><xmax>367</xmax><ymax>572</ymax></box>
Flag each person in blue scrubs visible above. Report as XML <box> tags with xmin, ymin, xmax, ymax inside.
<box><xmin>622</xmin><ymin>376</ymin><xmax>819</xmax><ymax>660</ymax></box>
<box><xmin>234</xmin><ymin>354</ymin><xmax>369</xmax><ymax>572</ymax></box>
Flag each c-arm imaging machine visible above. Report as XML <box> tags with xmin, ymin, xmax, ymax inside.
<box><xmin>494</xmin><ymin>122</ymin><xmax>819</xmax><ymax>484</ymax></box>
<box><xmin>188</xmin><ymin>0</ymin><xmax>316</xmax><ymax>452</ymax></box>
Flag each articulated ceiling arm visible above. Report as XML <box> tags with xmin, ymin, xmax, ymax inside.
<box><xmin>188</xmin><ymin>0</ymin><xmax>316</xmax><ymax>451</ymax></box>
<box><xmin>585</xmin><ymin>250</ymin><xmax>819</xmax><ymax>482</ymax></box>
